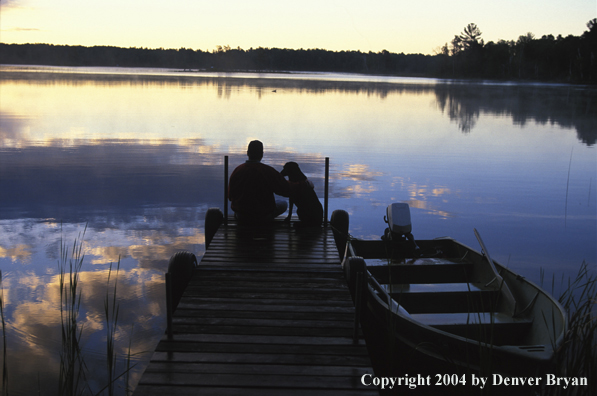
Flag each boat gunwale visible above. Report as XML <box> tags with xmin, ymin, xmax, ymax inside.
<box><xmin>342</xmin><ymin>236</ymin><xmax>568</xmax><ymax>361</ymax></box>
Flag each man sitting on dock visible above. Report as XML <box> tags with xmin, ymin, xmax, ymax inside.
<box><xmin>229</xmin><ymin>140</ymin><xmax>290</xmax><ymax>223</ymax></box>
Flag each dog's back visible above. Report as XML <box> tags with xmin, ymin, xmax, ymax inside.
<box><xmin>292</xmin><ymin>180</ymin><xmax>323</xmax><ymax>225</ymax></box>
<box><xmin>282</xmin><ymin>162</ymin><xmax>323</xmax><ymax>226</ymax></box>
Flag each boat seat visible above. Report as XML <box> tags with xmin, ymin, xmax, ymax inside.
<box><xmin>388</xmin><ymin>283</ymin><xmax>500</xmax><ymax>314</ymax></box>
<box><xmin>411</xmin><ymin>312</ymin><xmax>533</xmax><ymax>345</ymax></box>
<box><xmin>367</xmin><ymin>261</ymin><xmax>473</xmax><ymax>284</ymax></box>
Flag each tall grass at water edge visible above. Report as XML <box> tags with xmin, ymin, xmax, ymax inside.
<box><xmin>99</xmin><ymin>260</ymin><xmax>138</xmax><ymax>396</ymax></box>
<box><xmin>58</xmin><ymin>228</ymin><xmax>88</xmax><ymax>395</ymax></box>
<box><xmin>1</xmin><ymin>270</ymin><xmax>8</xmax><ymax>396</ymax></box>
<box><xmin>0</xmin><ymin>229</ymin><xmax>137</xmax><ymax>396</ymax></box>
<box><xmin>58</xmin><ymin>230</ymin><xmax>137</xmax><ymax>396</ymax></box>
<box><xmin>541</xmin><ymin>261</ymin><xmax>597</xmax><ymax>396</ymax></box>
<box><xmin>372</xmin><ymin>251</ymin><xmax>596</xmax><ymax>396</ymax></box>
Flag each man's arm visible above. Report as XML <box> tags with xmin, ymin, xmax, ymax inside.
<box><xmin>268</xmin><ymin>166</ymin><xmax>291</xmax><ymax>197</ymax></box>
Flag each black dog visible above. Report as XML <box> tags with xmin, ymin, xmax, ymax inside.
<box><xmin>280</xmin><ymin>162</ymin><xmax>323</xmax><ymax>226</ymax></box>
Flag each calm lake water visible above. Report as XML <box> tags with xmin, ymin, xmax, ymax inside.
<box><xmin>1</xmin><ymin>65</ymin><xmax>596</xmax><ymax>395</ymax></box>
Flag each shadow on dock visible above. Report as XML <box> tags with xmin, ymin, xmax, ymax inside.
<box><xmin>134</xmin><ymin>214</ymin><xmax>377</xmax><ymax>395</ymax></box>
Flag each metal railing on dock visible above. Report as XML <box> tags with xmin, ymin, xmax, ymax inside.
<box><xmin>137</xmin><ymin>156</ymin><xmax>374</xmax><ymax>395</ymax></box>
<box><xmin>222</xmin><ymin>155</ymin><xmax>330</xmax><ymax>226</ymax></box>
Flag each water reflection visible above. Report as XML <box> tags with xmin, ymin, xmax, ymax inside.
<box><xmin>2</xmin><ymin>261</ymin><xmax>164</xmax><ymax>394</ymax></box>
<box><xmin>434</xmin><ymin>83</ymin><xmax>597</xmax><ymax>142</ymax></box>
<box><xmin>0</xmin><ymin>140</ymin><xmax>332</xmax><ymax>222</ymax></box>
<box><xmin>0</xmin><ymin>67</ymin><xmax>595</xmax><ymax>395</ymax></box>
<box><xmin>0</xmin><ymin>217</ymin><xmax>197</xmax><ymax>394</ymax></box>
<box><xmin>2</xmin><ymin>66</ymin><xmax>595</xmax><ymax>144</ymax></box>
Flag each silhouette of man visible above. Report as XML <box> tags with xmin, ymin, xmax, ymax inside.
<box><xmin>229</xmin><ymin>140</ymin><xmax>290</xmax><ymax>223</ymax></box>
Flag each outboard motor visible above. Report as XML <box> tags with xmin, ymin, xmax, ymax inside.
<box><xmin>382</xmin><ymin>203</ymin><xmax>421</xmax><ymax>256</ymax></box>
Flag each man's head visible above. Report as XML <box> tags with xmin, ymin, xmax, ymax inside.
<box><xmin>247</xmin><ymin>140</ymin><xmax>264</xmax><ymax>161</ymax></box>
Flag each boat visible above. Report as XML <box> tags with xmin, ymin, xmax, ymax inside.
<box><xmin>330</xmin><ymin>203</ymin><xmax>567</xmax><ymax>377</ymax></box>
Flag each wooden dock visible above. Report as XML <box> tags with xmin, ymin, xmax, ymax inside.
<box><xmin>134</xmin><ymin>218</ymin><xmax>376</xmax><ymax>395</ymax></box>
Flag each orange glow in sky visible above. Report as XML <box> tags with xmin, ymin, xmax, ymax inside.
<box><xmin>0</xmin><ymin>1</ymin><xmax>595</xmax><ymax>55</ymax></box>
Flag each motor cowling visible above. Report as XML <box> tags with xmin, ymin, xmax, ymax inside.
<box><xmin>383</xmin><ymin>203</ymin><xmax>420</xmax><ymax>256</ymax></box>
<box><xmin>385</xmin><ymin>203</ymin><xmax>412</xmax><ymax>235</ymax></box>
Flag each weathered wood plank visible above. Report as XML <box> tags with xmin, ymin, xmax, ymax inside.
<box><xmin>157</xmin><ymin>333</ymin><xmax>364</xmax><ymax>345</ymax></box>
<box><xmin>191</xmin><ymin>269</ymin><xmax>346</xmax><ymax>278</ymax></box>
<box><xmin>178</xmin><ymin>297</ymin><xmax>355</xmax><ymax>307</ymax></box>
<box><xmin>171</xmin><ymin>317</ymin><xmax>354</xmax><ymax>330</ymax></box>
<box><xmin>134</xmin><ymin>221</ymin><xmax>373</xmax><ymax>394</ymax></box>
<box><xmin>138</xmin><ymin>372</ymin><xmax>371</xmax><ymax>390</ymax></box>
<box><xmin>147</xmin><ymin>351</ymin><xmax>371</xmax><ymax>366</ymax></box>
<box><xmin>155</xmin><ymin>342</ymin><xmax>369</xmax><ymax>356</ymax></box>
<box><xmin>133</xmin><ymin>385</ymin><xmax>378</xmax><ymax>396</ymax></box>
<box><xmin>181</xmin><ymin>289</ymin><xmax>348</xmax><ymax>301</ymax></box>
<box><xmin>169</xmin><ymin>324</ymin><xmax>356</xmax><ymax>337</ymax></box>
<box><xmin>187</xmin><ymin>278</ymin><xmax>349</xmax><ymax>288</ymax></box>
<box><xmin>194</xmin><ymin>262</ymin><xmax>342</xmax><ymax>270</ymax></box>
<box><xmin>183</xmin><ymin>286</ymin><xmax>351</xmax><ymax>297</ymax></box>
<box><xmin>173</xmin><ymin>309</ymin><xmax>354</xmax><ymax>321</ymax></box>
<box><xmin>200</xmin><ymin>256</ymin><xmax>340</xmax><ymax>262</ymax></box>
<box><xmin>141</xmin><ymin>362</ymin><xmax>370</xmax><ymax>376</ymax></box>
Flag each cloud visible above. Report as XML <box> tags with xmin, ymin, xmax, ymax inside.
<box><xmin>7</xmin><ymin>27</ymin><xmax>41</xmax><ymax>31</ymax></box>
<box><xmin>0</xmin><ymin>0</ymin><xmax>27</xmax><ymax>9</ymax></box>
<box><xmin>336</xmin><ymin>164</ymin><xmax>382</xmax><ymax>181</ymax></box>
<box><xmin>0</xmin><ymin>244</ymin><xmax>32</xmax><ymax>263</ymax></box>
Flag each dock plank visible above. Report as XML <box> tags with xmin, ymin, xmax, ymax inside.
<box><xmin>134</xmin><ymin>219</ymin><xmax>374</xmax><ymax>394</ymax></box>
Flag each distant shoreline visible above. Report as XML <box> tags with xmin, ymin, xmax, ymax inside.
<box><xmin>2</xmin><ymin>64</ymin><xmax>593</xmax><ymax>89</ymax></box>
<box><xmin>1</xmin><ymin>41</ymin><xmax>595</xmax><ymax>84</ymax></box>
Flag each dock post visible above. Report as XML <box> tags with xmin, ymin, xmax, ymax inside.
<box><xmin>324</xmin><ymin>157</ymin><xmax>329</xmax><ymax>226</ymax></box>
<box><xmin>205</xmin><ymin>208</ymin><xmax>224</xmax><ymax>249</ymax></box>
<box><xmin>165</xmin><ymin>272</ymin><xmax>173</xmax><ymax>340</ymax></box>
<box><xmin>353</xmin><ymin>271</ymin><xmax>363</xmax><ymax>344</ymax></box>
<box><xmin>345</xmin><ymin>257</ymin><xmax>366</xmax><ymax>344</ymax></box>
<box><xmin>224</xmin><ymin>155</ymin><xmax>229</xmax><ymax>225</ymax></box>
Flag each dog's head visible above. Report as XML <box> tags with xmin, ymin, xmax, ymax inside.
<box><xmin>281</xmin><ymin>162</ymin><xmax>307</xmax><ymax>182</ymax></box>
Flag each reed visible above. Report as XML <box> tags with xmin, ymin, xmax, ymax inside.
<box><xmin>55</xmin><ymin>230</ymin><xmax>138</xmax><ymax>396</ymax></box>
<box><xmin>104</xmin><ymin>259</ymin><xmax>121</xmax><ymax>396</ymax></box>
<box><xmin>588</xmin><ymin>177</ymin><xmax>592</xmax><ymax>207</ymax></box>
<box><xmin>0</xmin><ymin>227</ymin><xmax>140</xmax><ymax>395</ymax></box>
<box><xmin>124</xmin><ymin>324</ymin><xmax>135</xmax><ymax>396</ymax></box>
<box><xmin>57</xmin><ymin>227</ymin><xmax>90</xmax><ymax>396</ymax></box>
<box><xmin>1</xmin><ymin>270</ymin><xmax>8</xmax><ymax>396</ymax></box>
<box><xmin>542</xmin><ymin>261</ymin><xmax>596</xmax><ymax>396</ymax></box>
<box><xmin>564</xmin><ymin>148</ymin><xmax>573</xmax><ymax>228</ymax></box>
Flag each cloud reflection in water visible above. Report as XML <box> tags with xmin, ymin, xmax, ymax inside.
<box><xmin>0</xmin><ymin>67</ymin><xmax>595</xmax><ymax>394</ymax></box>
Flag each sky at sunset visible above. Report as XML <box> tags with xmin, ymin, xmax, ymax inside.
<box><xmin>0</xmin><ymin>0</ymin><xmax>595</xmax><ymax>55</ymax></box>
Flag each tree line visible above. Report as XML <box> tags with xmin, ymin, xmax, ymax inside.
<box><xmin>1</xmin><ymin>19</ymin><xmax>595</xmax><ymax>83</ymax></box>
<box><xmin>437</xmin><ymin>20</ymin><xmax>596</xmax><ymax>83</ymax></box>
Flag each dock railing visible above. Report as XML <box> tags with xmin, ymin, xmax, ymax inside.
<box><xmin>166</xmin><ymin>155</ymin><xmax>331</xmax><ymax>339</ymax></box>
<box><xmin>222</xmin><ymin>155</ymin><xmax>330</xmax><ymax>226</ymax></box>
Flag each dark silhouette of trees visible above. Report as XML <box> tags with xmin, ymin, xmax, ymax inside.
<box><xmin>460</xmin><ymin>23</ymin><xmax>484</xmax><ymax>50</ymax></box>
<box><xmin>0</xmin><ymin>43</ymin><xmax>441</xmax><ymax>77</ymax></box>
<box><xmin>1</xmin><ymin>20</ymin><xmax>595</xmax><ymax>83</ymax></box>
<box><xmin>437</xmin><ymin>20</ymin><xmax>596</xmax><ymax>83</ymax></box>
<box><xmin>459</xmin><ymin>23</ymin><xmax>485</xmax><ymax>76</ymax></box>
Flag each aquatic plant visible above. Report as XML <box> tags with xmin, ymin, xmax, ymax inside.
<box><xmin>104</xmin><ymin>260</ymin><xmax>120</xmax><ymax>396</ymax></box>
<box><xmin>53</xmin><ymin>230</ymin><xmax>138</xmax><ymax>396</ymax></box>
<box><xmin>58</xmin><ymin>227</ymin><xmax>90</xmax><ymax>396</ymax></box>
<box><xmin>92</xmin><ymin>258</ymin><xmax>139</xmax><ymax>396</ymax></box>
<box><xmin>1</xmin><ymin>271</ymin><xmax>8</xmax><ymax>396</ymax></box>
<box><xmin>124</xmin><ymin>324</ymin><xmax>135</xmax><ymax>396</ymax></box>
<box><xmin>543</xmin><ymin>261</ymin><xmax>596</xmax><ymax>396</ymax></box>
